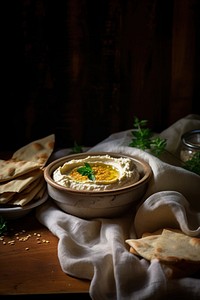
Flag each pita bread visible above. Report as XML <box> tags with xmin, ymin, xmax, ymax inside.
<box><xmin>126</xmin><ymin>229</ymin><xmax>200</xmax><ymax>278</ymax></box>
<box><xmin>0</xmin><ymin>134</ymin><xmax>54</xmax><ymax>206</ymax></box>
<box><xmin>20</xmin><ymin>176</ymin><xmax>43</xmax><ymax>193</ymax></box>
<box><xmin>0</xmin><ymin>169</ymin><xmax>43</xmax><ymax>193</ymax></box>
<box><xmin>0</xmin><ymin>159</ymin><xmax>42</xmax><ymax>183</ymax></box>
<box><xmin>154</xmin><ymin>229</ymin><xmax>200</xmax><ymax>262</ymax></box>
<box><xmin>11</xmin><ymin>177</ymin><xmax>46</xmax><ymax>206</ymax></box>
<box><xmin>12</xmin><ymin>134</ymin><xmax>55</xmax><ymax>167</ymax></box>
<box><xmin>126</xmin><ymin>234</ymin><xmax>160</xmax><ymax>261</ymax></box>
<box><xmin>0</xmin><ymin>192</ymin><xmax>15</xmax><ymax>204</ymax></box>
<box><xmin>0</xmin><ymin>176</ymin><xmax>44</xmax><ymax>205</ymax></box>
<box><xmin>34</xmin><ymin>183</ymin><xmax>46</xmax><ymax>200</ymax></box>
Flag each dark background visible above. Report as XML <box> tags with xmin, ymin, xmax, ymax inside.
<box><xmin>1</xmin><ymin>0</ymin><xmax>200</xmax><ymax>153</ymax></box>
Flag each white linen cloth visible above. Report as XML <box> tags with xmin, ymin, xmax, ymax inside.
<box><xmin>36</xmin><ymin>114</ymin><xmax>200</xmax><ymax>300</ymax></box>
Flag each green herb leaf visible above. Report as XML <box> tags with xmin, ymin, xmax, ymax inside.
<box><xmin>129</xmin><ymin>116</ymin><xmax>167</xmax><ymax>156</ymax></box>
<box><xmin>77</xmin><ymin>162</ymin><xmax>96</xmax><ymax>181</ymax></box>
<box><xmin>183</xmin><ymin>152</ymin><xmax>200</xmax><ymax>175</ymax></box>
<box><xmin>71</xmin><ymin>141</ymin><xmax>83</xmax><ymax>154</ymax></box>
<box><xmin>0</xmin><ymin>215</ymin><xmax>7</xmax><ymax>235</ymax></box>
<box><xmin>150</xmin><ymin>137</ymin><xmax>167</xmax><ymax>156</ymax></box>
<box><xmin>128</xmin><ymin>116</ymin><xmax>200</xmax><ymax>176</ymax></box>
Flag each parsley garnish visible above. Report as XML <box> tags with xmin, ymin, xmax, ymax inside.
<box><xmin>0</xmin><ymin>215</ymin><xmax>7</xmax><ymax>235</ymax></box>
<box><xmin>71</xmin><ymin>141</ymin><xmax>83</xmax><ymax>154</ymax></box>
<box><xmin>77</xmin><ymin>163</ymin><xmax>96</xmax><ymax>181</ymax></box>
<box><xmin>129</xmin><ymin>116</ymin><xmax>167</xmax><ymax>156</ymax></box>
<box><xmin>184</xmin><ymin>152</ymin><xmax>200</xmax><ymax>176</ymax></box>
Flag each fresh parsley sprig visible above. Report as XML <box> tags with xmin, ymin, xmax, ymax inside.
<box><xmin>77</xmin><ymin>163</ymin><xmax>96</xmax><ymax>181</ymax></box>
<box><xmin>183</xmin><ymin>152</ymin><xmax>200</xmax><ymax>175</ymax></box>
<box><xmin>149</xmin><ymin>137</ymin><xmax>167</xmax><ymax>157</ymax></box>
<box><xmin>129</xmin><ymin>116</ymin><xmax>167</xmax><ymax>156</ymax></box>
<box><xmin>0</xmin><ymin>215</ymin><xmax>7</xmax><ymax>235</ymax></box>
<box><xmin>71</xmin><ymin>141</ymin><xmax>83</xmax><ymax>154</ymax></box>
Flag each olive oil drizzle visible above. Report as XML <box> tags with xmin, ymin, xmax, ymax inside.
<box><xmin>71</xmin><ymin>163</ymin><xmax>119</xmax><ymax>183</ymax></box>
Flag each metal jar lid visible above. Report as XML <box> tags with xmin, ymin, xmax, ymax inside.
<box><xmin>181</xmin><ymin>129</ymin><xmax>200</xmax><ymax>150</ymax></box>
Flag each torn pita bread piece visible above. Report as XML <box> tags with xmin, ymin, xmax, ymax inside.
<box><xmin>0</xmin><ymin>169</ymin><xmax>43</xmax><ymax>194</ymax></box>
<box><xmin>126</xmin><ymin>234</ymin><xmax>159</xmax><ymax>260</ymax></box>
<box><xmin>0</xmin><ymin>192</ymin><xmax>16</xmax><ymax>204</ymax></box>
<box><xmin>0</xmin><ymin>159</ymin><xmax>42</xmax><ymax>183</ymax></box>
<box><xmin>126</xmin><ymin>229</ymin><xmax>200</xmax><ymax>278</ymax></box>
<box><xmin>154</xmin><ymin>229</ymin><xmax>200</xmax><ymax>263</ymax></box>
<box><xmin>0</xmin><ymin>134</ymin><xmax>55</xmax><ymax>207</ymax></box>
<box><xmin>21</xmin><ymin>176</ymin><xmax>42</xmax><ymax>193</ymax></box>
<box><xmin>131</xmin><ymin>229</ymin><xmax>163</xmax><ymax>256</ymax></box>
<box><xmin>0</xmin><ymin>177</ymin><xmax>47</xmax><ymax>207</ymax></box>
<box><xmin>34</xmin><ymin>181</ymin><xmax>47</xmax><ymax>200</ymax></box>
<box><xmin>12</xmin><ymin>134</ymin><xmax>55</xmax><ymax>167</ymax></box>
<box><xmin>10</xmin><ymin>177</ymin><xmax>46</xmax><ymax>206</ymax></box>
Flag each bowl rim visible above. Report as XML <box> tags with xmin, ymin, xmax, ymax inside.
<box><xmin>44</xmin><ymin>151</ymin><xmax>152</xmax><ymax>195</ymax></box>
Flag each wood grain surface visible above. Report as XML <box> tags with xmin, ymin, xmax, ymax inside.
<box><xmin>0</xmin><ymin>211</ymin><xmax>90</xmax><ymax>297</ymax></box>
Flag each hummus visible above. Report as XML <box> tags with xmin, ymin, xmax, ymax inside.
<box><xmin>53</xmin><ymin>155</ymin><xmax>140</xmax><ymax>191</ymax></box>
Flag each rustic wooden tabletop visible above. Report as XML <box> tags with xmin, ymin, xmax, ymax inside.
<box><xmin>0</xmin><ymin>211</ymin><xmax>91</xmax><ymax>298</ymax></box>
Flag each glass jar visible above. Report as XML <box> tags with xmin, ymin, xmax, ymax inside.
<box><xmin>180</xmin><ymin>129</ymin><xmax>200</xmax><ymax>162</ymax></box>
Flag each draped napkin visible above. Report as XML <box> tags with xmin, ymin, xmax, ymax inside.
<box><xmin>36</xmin><ymin>114</ymin><xmax>200</xmax><ymax>300</ymax></box>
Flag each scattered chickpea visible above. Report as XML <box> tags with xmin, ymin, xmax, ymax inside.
<box><xmin>0</xmin><ymin>230</ymin><xmax>50</xmax><ymax>250</ymax></box>
<box><xmin>8</xmin><ymin>240</ymin><xmax>15</xmax><ymax>245</ymax></box>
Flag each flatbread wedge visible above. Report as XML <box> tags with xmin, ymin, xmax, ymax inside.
<box><xmin>126</xmin><ymin>234</ymin><xmax>160</xmax><ymax>261</ymax></box>
<box><xmin>10</xmin><ymin>177</ymin><xmax>46</xmax><ymax>206</ymax></box>
<box><xmin>12</xmin><ymin>134</ymin><xmax>55</xmax><ymax>167</ymax></box>
<box><xmin>0</xmin><ymin>169</ymin><xmax>43</xmax><ymax>193</ymax></box>
<box><xmin>34</xmin><ymin>182</ymin><xmax>47</xmax><ymax>200</ymax></box>
<box><xmin>154</xmin><ymin>229</ymin><xmax>200</xmax><ymax>263</ymax></box>
<box><xmin>0</xmin><ymin>192</ymin><xmax>15</xmax><ymax>204</ymax></box>
<box><xmin>0</xmin><ymin>159</ymin><xmax>42</xmax><ymax>183</ymax></box>
<box><xmin>126</xmin><ymin>229</ymin><xmax>200</xmax><ymax>278</ymax></box>
<box><xmin>0</xmin><ymin>134</ymin><xmax>54</xmax><ymax>207</ymax></box>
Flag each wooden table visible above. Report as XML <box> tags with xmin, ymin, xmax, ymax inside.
<box><xmin>0</xmin><ymin>210</ymin><xmax>91</xmax><ymax>298</ymax></box>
